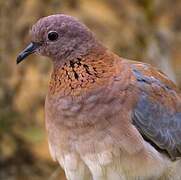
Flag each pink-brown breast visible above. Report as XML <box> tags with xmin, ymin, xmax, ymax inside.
<box><xmin>45</xmin><ymin>48</ymin><xmax>140</xmax><ymax>153</ymax></box>
<box><xmin>45</xmin><ymin>49</ymin><xmax>181</xmax><ymax>179</ymax></box>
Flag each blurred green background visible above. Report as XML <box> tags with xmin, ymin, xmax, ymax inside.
<box><xmin>0</xmin><ymin>0</ymin><xmax>181</xmax><ymax>179</ymax></box>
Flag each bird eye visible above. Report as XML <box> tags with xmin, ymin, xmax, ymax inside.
<box><xmin>48</xmin><ymin>31</ymin><xmax>59</xmax><ymax>41</ymax></box>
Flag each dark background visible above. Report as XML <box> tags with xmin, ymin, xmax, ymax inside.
<box><xmin>0</xmin><ymin>0</ymin><xmax>181</xmax><ymax>179</ymax></box>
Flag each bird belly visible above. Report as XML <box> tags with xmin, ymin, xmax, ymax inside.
<box><xmin>45</xmin><ymin>95</ymin><xmax>172</xmax><ymax>180</ymax></box>
<box><xmin>80</xmin><ymin>143</ymin><xmax>171</xmax><ymax>180</ymax></box>
<box><xmin>47</xmin><ymin>124</ymin><xmax>171</xmax><ymax>180</ymax></box>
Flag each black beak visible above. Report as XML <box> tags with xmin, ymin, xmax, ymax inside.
<box><xmin>16</xmin><ymin>42</ymin><xmax>41</xmax><ymax>64</ymax></box>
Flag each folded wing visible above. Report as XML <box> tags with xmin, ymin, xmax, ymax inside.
<box><xmin>131</xmin><ymin>63</ymin><xmax>181</xmax><ymax>160</ymax></box>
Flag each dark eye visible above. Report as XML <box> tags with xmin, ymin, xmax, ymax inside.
<box><xmin>48</xmin><ymin>31</ymin><xmax>58</xmax><ymax>41</ymax></box>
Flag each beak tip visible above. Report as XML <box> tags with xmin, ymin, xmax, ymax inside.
<box><xmin>16</xmin><ymin>42</ymin><xmax>40</xmax><ymax>65</ymax></box>
<box><xmin>16</xmin><ymin>55</ymin><xmax>22</xmax><ymax>64</ymax></box>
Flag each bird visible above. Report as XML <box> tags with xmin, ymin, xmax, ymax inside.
<box><xmin>17</xmin><ymin>14</ymin><xmax>181</xmax><ymax>180</ymax></box>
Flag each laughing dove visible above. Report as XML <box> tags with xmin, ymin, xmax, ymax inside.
<box><xmin>17</xmin><ymin>14</ymin><xmax>181</xmax><ymax>180</ymax></box>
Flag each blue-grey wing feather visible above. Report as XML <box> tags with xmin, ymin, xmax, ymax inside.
<box><xmin>132</xmin><ymin>67</ymin><xmax>181</xmax><ymax>160</ymax></box>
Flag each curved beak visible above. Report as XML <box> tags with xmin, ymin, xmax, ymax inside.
<box><xmin>16</xmin><ymin>42</ymin><xmax>41</xmax><ymax>64</ymax></box>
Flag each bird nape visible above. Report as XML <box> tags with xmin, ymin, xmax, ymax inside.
<box><xmin>17</xmin><ymin>14</ymin><xmax>181</xmax><ymax>180</ymax></box>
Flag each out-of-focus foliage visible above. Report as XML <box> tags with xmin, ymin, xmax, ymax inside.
<box><xmin>0</xmin><ymin>0</ymin><xmax>180</xmax><ymax>179</ymax></box>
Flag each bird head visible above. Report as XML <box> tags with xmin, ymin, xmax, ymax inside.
<box><xmin>17</xmin><ymin>14</ymin><xmax>97</xmax><ymax>64</ymax></box>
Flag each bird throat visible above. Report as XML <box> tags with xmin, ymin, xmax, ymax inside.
<box><xmin>49</xmin><ymin>48</ymin><xmax>116</xmax><ymax>96</ymax></box>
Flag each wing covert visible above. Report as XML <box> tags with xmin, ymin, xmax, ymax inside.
<box><xmin>131</xmin><ymin>64</ymin><xmax>181</xmax><ymax>160</ymax></box>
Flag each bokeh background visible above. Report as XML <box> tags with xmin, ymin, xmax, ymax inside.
<box><xmin>0</xmin><ymin>0</ymin><xmax>181</xmax><ymax>179</ymax></box>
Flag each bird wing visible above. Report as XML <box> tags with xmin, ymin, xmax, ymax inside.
<box><xmin>130</xmin><ymin>62</ymin><xmax>181</xmax><ymax>160</ymax></box>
